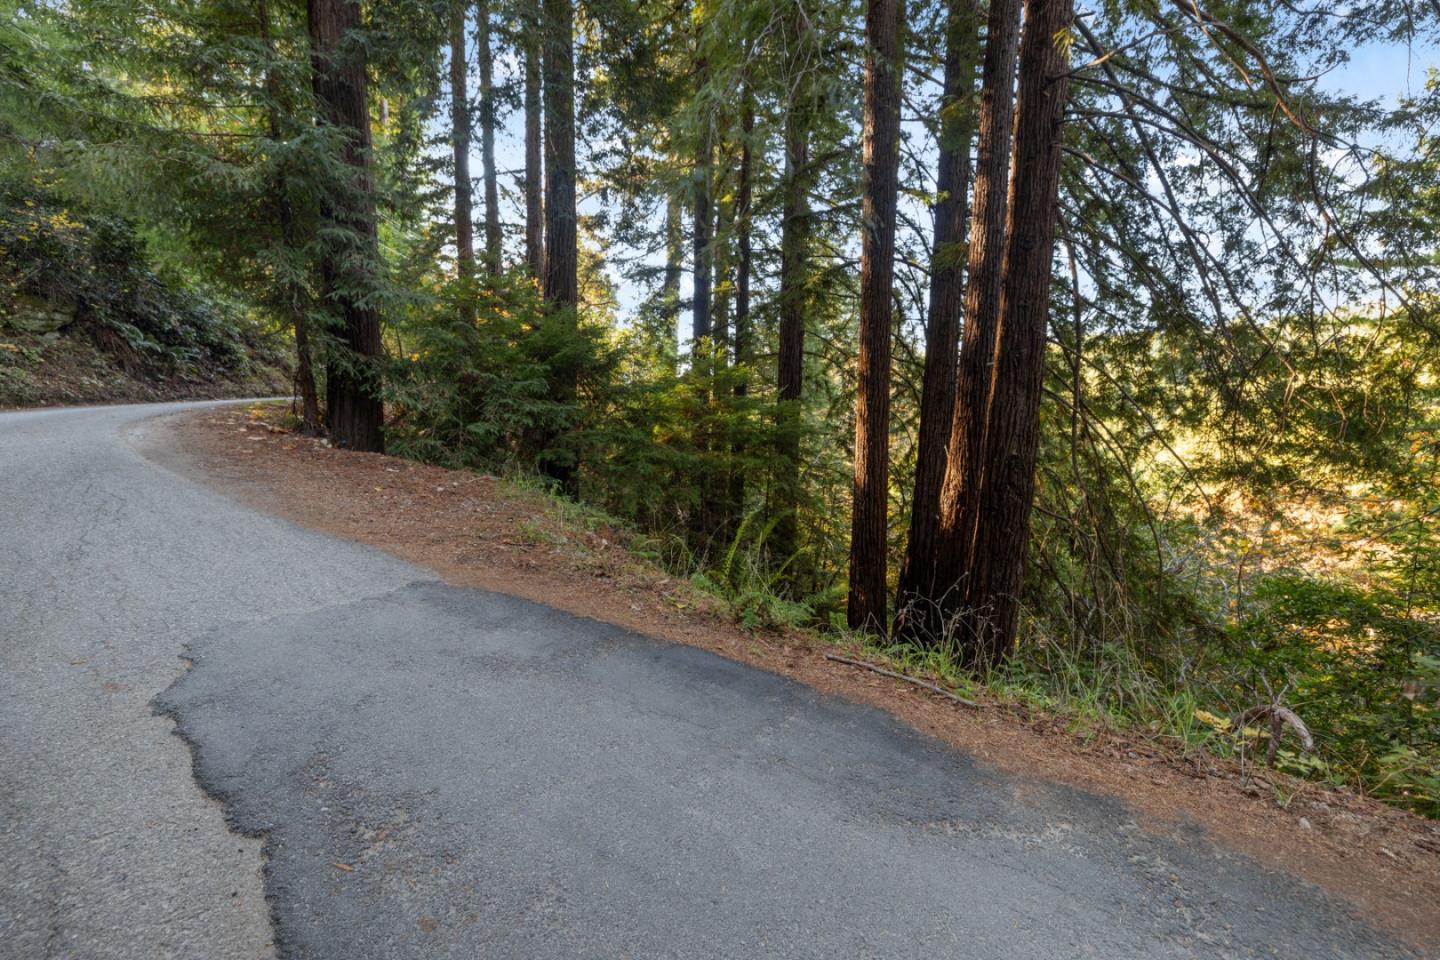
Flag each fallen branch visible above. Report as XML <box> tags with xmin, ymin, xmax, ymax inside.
<box><xmin>1235</xmin><ymin>703</ymin><xmax>1315</xmax><ymax>765</ymax></box>
<box><xmin>825</xmin><ymin>654</ymin><xmax>981</xmax><ymax>708</ymax></box>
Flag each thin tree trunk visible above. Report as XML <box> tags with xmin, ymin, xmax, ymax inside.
<box><xmin>449</xmin><ymin>0</ymin><xmax>476</xmax><ymax>286</ymax></box>
<box><xmin>733</xmin><ymin>96</ymin><xmax>753</xmax><ymax>401</ymax></box>
<box><xmin>894</xmin><ymin>0</ymin><xmax>979</xmax><ymax>637</ymax></box>
<box><xmin>540</xmin><ymin>0</ymin><xmax>577</xmax><ymax>490</ymax></box>
<box><xmin>289</xmin><ymin>276</ymin><xmax>322</xmax><ymax>434</ymax></box>
<box><xmin>692</xmin><ymin>100</ymin><xmax>713</xmax><ymax>352</ymax></box>
<box><xmin>690</xmin><ymin>56</ymin><xmax>715</xmax><ymax>542</ymax></box>
<box><xmin>727</xmin><ymin>93</ymin><xmax>753</xmax><ymax>532</ymax></box>
<box><xmin>662</xmin><ymin>192</ymin><xmax>683</xmax><ymax>363</ymax></box>
<box><xmin>713</xmin><ymin>172</ymin><xmax>732</xmax><ymax>359</ymax></box>
<box><xmin>848</xmin><ymin>0</ymin><xmax>904</xmax><ymax>633</ymax></box>
<box><xmin>523</xmin><ymin>0</ymin><xmax>544</xmax><ymax>280</ymax></box>
<box><xmin>692</xmin><ymin>156</ymin><xmax>713</xmax><ymax>350</ymax></box>
<box><xmin>477</xmin><ymin>0</ymin><xmax>501</xmax><ymax>273</ymax></box>
<box><xmin>259</xmin><ymin>0</ymin><xmax>320</xmax><ymax>434</ymax></box>
<box><xmin>958</xmin><ymin>0</ymin><xmax>1073</xmax><ymax>663</ymax></box>
<box><xmin>709</xmin><ymin>127</ymin><xmax>739</xmax><ymax>542</ymax></box>
<box><xmin>919</xmin><ymin>0</ymin><xmax>1023</xmax><ymax>642</ymax></box>
<box><xmin>307</xmin><ymin>0</ymin><xmax>384</xmax><ymax>452</ymax></box>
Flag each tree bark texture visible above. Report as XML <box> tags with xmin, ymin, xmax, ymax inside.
<box><xmin>848</xmin><ymin>0</ymin><xmax>904</xmax><ymax>633</ymax></box>
<box><xmin>773</xmin><ymin>68</ymin><xmax>814</xmax><ymax>573</ymax></box>
<box><xmin>540</xmin><ymin>0</ymin><xmax>578</xmax><ymax>489</ymax></box>
<box><xmin>308</xmin><ymin>0</ymin><xmax>385</xmax><ymax>452</ymax></box>
<box><xmin>663</xmin><ymin>191</ymin><xmax>683</xmax><ymax>353</ymax></box>
<box><xmin>692</xmin><ymin>131</ymin><xmax>713</xmax><ymax>350</ymax></box>
<box><xmin>449</xmin><ymin>0</ymin><xmax>475</xmax><ymax>282</ymax></box>
<box><xmin>726</xmin><ymin>93</ymin><xmax>754</xmax><ymax>537</ymax></box>
<box><xmin>957</xmin><ymin>0</ymin><xmax>1072</xmax><ymax>663</ymax></box>
<box><xmin>908</xmin><ymin>0</ymin><xmax>1023</xmax><ymax>642</ymax></box>
<box><xmin>477</xmin><ymin>0</ymin><xmax>501</xmax><ymax>273</ymax></box>
<box><xmin>894</xmin><ymin>0</ymin><xmax>980</xmax><ymax>634</ymax></box>
<box><xmin>523</xmin><ymin>0</ymin><xmax>544</xmax><ymax>280</ymax></box>
<box><xmin>733</xmin><ymin>94</ymin><xmax>753</xmax><ymax>403</ymax></box>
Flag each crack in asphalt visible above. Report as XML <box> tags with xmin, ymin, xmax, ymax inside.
<box><xmin>157</xmin><ymin>579</ymin><xmax>1414</xmax><ymax>960</ymax></box>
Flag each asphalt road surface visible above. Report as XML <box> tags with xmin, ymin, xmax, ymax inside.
<box><xmin>0</xmin><ymin>401</ymin><xmax>1418</xmax><ymax>959</ymax></box>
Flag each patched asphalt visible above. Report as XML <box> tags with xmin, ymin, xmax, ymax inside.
<box><xmin>0</xmin><ymin>402</ymin><xmax>1419</xmax><ymax>959</ymax></box>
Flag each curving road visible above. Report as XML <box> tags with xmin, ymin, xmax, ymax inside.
<box><xmin>0</xmin><ymin>401</ymin><xmax>1418</xmax><ymax>959</ymax></box>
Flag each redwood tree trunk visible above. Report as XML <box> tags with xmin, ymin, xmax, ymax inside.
<box><xmin>308</xmin><ymin>0</ymin><xmax>385</xmax><ymax>452</ymax></box>
<box><xmin>692</xmin><ymin>132</ymin><xmax>713</xmax><ymax>351</ymax></box>
<box><xmin>712</xmin><ymin>165</ymin><xmax>732</xmax><ymax>358</ymax></box>
<box><xmin>540</xmin><ymin>0</ymin><xmax>577</xmax><ymax>489</ymax></box>
<box><xmin>523</xmin><ymin>0</ymin><xmax>544</xmax><ymax>279</ymax></box>
<box><xmin>477</xmin><ymin>0</ymin><xmax>501</xmax><ymax>273</ymax></box>
<box><xmin>663</xmin><ymin>192</ymin><xmax>683</xmax><ymax>355</ymax></box>
<box><xmin>727</xmin><ymin>94</ymin><xmax>753</xmax><ymax>533</ymax></box>
<box><xmin>958</xmin><ymin>0</ymin><xmax>1073</xmax><ymax>663</ymax></box>
<box><xmin>848</xmin><ymin>0</ymin><xmax>904</xmax><ymax>633</ymax></box>
<box><xmin>449</xmin><ymin>0</ymin><xmax>475</xmax><ymax>282</ymax></box>
<box><xmin>733</xmin><ymin>96</ymin><xmax>753</xmax><ymax>403</ymax></box>
<box><xmin>910</xmin><ymin>0</ymin><xmax>1023</xmax><ymax>642</ymax></box>
<box><xmin>689</xmin><ymin>88</ymin><xmax>716</xmax><ymax>544</ymax></box>
<box><xmin>772</xmin><ymin>72</ymin><xmax>814</xmax><ymax>572</ymax></box>
<box><xmin>894</xmin><ymin>0</ymin><xmax>979</xmax><ymax>635</ymax></box>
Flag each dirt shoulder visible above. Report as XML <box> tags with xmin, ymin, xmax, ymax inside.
<box><xmin>158</xmin><ymin>403</ymin><xmax>1440</xmax><ymax>951</ymax></box>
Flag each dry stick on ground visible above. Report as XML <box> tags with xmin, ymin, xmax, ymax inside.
<box><xmin>825</xmin><ymin>654</ymin><xmax>982</xmax><ymax>708</ymax></box>
<box><xmin>1236</xmin><ymin>704</ymin><xmax>1316</xmax><ymax>765</ymax></box>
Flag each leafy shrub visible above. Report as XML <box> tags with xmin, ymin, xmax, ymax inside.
<box><xmin>0</xmin><ymin>177</ymin><xmax>277</xmax><ymax>378</ymax></box>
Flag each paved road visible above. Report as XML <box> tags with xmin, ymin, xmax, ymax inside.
<box><xmin>0</xmin><ymin>402</ymin><xmax>1417</xmax><ymax>959</ymax></box>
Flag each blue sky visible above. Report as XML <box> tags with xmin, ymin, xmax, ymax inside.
<box><xmin>1325</xmin><ymin>39</ymin><xmax>1438</xmax><ymax>104</ymax></box>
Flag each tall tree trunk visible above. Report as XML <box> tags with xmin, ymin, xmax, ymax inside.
<box><xmin>523</xmin><ymin>0</ymin><xmax>544</xmax><ymax>280</ymax></box>
<box><xmin>913</xmin><ymin>0</ymin><xmax>1023</xmax><ymax>642</ymax></box>
<box><xmin>692</xmin><ymin>105</ymin><xmax>712</xmax><ymax>352</ymax></box>
<box><xmin>449</xmin><ymin>0</ymin><xmax>475</xmax><ymax>286</ymax></box>
<box><xmin>259</xmin><ymin>0</ymin><xmax>320</xmax><ymax>435</ymax></box>
<box><xmin>689</xmin><ymin>63</ymin><xmax>715</xmax><ymax>543</ymax></box>
<box><xmin>662</xmin><ymin>191</ymin><xmax>683</xmax><ymax>363</ymax></box>
<box><xmin>957</xmin><ymin>0</ymin><xmax>1072</xmax><ymax>663</ymax></box>
<box><xmin>712</xmin><ymin>174</ymin><xmax>732</xmax><ymax>358</ymax></box>
<box><xmin>733</xmin><ymin>97</ymin><xmax>752</xmax><ymax>399</ymax></box>
<box><xmin>894</xmin><ymin>0</ymin><xmax>979</xmax><ymax>636</ymax></box>
<box><xmin>848</xmin><ymin>0</ymin><xmax>904</xmax><ymax>633</ymax></box>
<box><xmin>477</xmin><ymin>0</ymin><xmax>501</xmax><ymax>273</ymax></box>
<box><xmin>712</xmin><ymin>166</ymin><xmax>736</xmax><ymax>535</ymax></box>
<box><xmin>307</xmin><ymin>0</ymin><xmax>385</xmax><ymax>452</ymax></box>
<box><xmin>727</xmin><ymin>93</ymin><xmax>753</xmax><ymax>533</ymax></box>
<box><xmin>773</xmin><ymin>71</ymin><xmax>814</xmax><ymax>573</ymax></box>
<box><xmin>540</xmin><ymin>0</ymin><xmax>577</xmax><ymax>489</ymax></box>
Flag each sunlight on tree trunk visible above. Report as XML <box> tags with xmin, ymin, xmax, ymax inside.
<box><xmin>957</xmin><ymin>0</ymin><xmax>1074</xmax><ymax>664</ymax></box>
<box><xmin>523</xmin><ymin>0</ymin><xmax>544</xmax><ymax>281</ymax></box>
<box><xmin>894</xmin><ymin>0</ymin><xmax>979</xmax><ymax>636</ymax></box>
<box><xmin>477</xmin><ymin>0</ymin><xmax>501</xmax><ymax>274</ymax></box>
<box><xmin>848</xmin><ymin>0</ymin><xmax>904</xmax><ymax>634</ymax></box>
<box><xmin>449</xmin><ymin>0</ymin><xmax>475</xmax><ymax>294</ymax></box>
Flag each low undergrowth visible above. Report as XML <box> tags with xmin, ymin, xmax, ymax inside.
<box><xmin>0</xmin><ymin>177</ymin><xmax>288</xmax><ymax>406</ymax></box>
